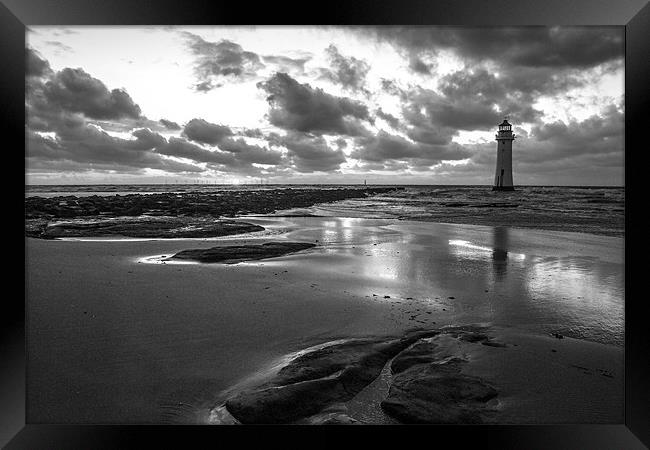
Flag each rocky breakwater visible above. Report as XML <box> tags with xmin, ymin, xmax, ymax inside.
<box><xmin>25</xmin><ymin>187</ymin><xmax>402</xmax><ymax>220</ymax></box>
<box><xmin>25</xmin><ymin>187</ymin><xmax>400</xmax><ymax>239</ymax></box>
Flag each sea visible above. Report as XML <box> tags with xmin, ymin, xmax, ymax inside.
<box><xmin>25</xmin><ymin>184</ymin><xmax>624</xmax><ymax>237</ymax></box>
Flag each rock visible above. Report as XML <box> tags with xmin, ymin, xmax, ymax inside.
<box><xmin>390</xmin><ymin>340</ymin><xmax>439</xmax><ymax>374</ymax></box>
<box><xmin>32</xmin><ymin>217</ymin><xmax>264</xmax><ymax>239</ymax></box>
<box><xmin>458</xmin><ymin>332</ymin><xmax>490</xmax><ymax>343</ymax></box>
<box><xmin>224</xmin><ymin>330</ymin><xmax>439</xmax><ymax>424</ymax></box>
<box><xmin>300</xmin><ymin>406</ymin><xmax>360</xmax><ymax>424</ymax></box>
<box><xmin>381</xmin><ymin>340</ymin><xmax>498</xmax><ymax>424</ymax></box>
<box><xmin>481</xmin><ymin>341</ymin><xmax>508</xmax><ymax>348</ymax></box>
<box><xmin>25</xmin><ymin>187</ymin><xmax>402</xmax><ymax>221</ymax></box>
<box><xmin>168</xmin><ymin>242</ymin><xmax>316</xmax><ymax>264</ymax></box>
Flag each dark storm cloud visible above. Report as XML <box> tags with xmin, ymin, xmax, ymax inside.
<box><xmin>130</xmin><ymin>128</ymin><xmax>167</xmax><ymax>149</ymax></box>
<box><xmin>26</xmin><ymin>131</ymin><xmax>64</xmax><ymax>158</ymax></box>
<box><xmin>319</xmin><ymin>45</ymin><xmax>370</xmax><ymax>91</ymax></box>
<box><xmin>160</xmin><ymin>118</ymin><xmax>181</xmax><ymax>130</ymax></box>
<box><xmin>366</xmin><ymin>26</ymin><xmax>623</xmax><ymax>69</ymax></box>
<box><xmin>26</xmin><ymin>48</ymin><xmax>52</xmax><ymax>78</ymax></box>
<box><xmin>25</xmin><ymin>56</ymin><xmax>283</xmax><ymax>175</ymax></box>
<box><xmin>26</xmin><ymin>51</ymin><xmax>289</xmax><ymax>177</ymax></box>
<box><xmin>521</xmin><ymin>105</ymin><xmax>623</xmax><ymax>163</ymax></box>
<box><xmin>156</xmin><ymin>137</ymin><xmax>233</xmax><ymax>165</ymax></box>
<box><xmin>218</xmin><ymin>137</ymin><xmax>284</xmax><ymax>165</ymax></box>
<box><xmin>156</xmin><ymin>136</ymin><xmax>285</xmax><ymax>174</ymax></box>
<box><xmin>27</xmin><ymin>125</ymin><xmax>202</xmax><ymax>173</ymax></box>
<box><xmin>365</xmin><ymin>27</ymin><xmax>622</xmax><ymax>142</ymax></box>
<box><xmin>242</xmin><ymin>128</ymin><xmax>265</xmax><ymax>138</ymax></box>
<box><xmin>399</xmin><ymin>67</ymin><xmax>545</xmax><ymax>133</ymax></box>
<box><xmin>351</xmin><ymin>130</ymin><xmax>470</xmax><ymax>164</ymax></box>
<box><xmin>408</xmin><ymin>56</ymin><xmax>434</xmax><ymax>75</ymax></box>
<box><xmin>26</xmin><ymin>53</ymin><xmax>203</xmax><ymax>174</ymax></box>
<box><xmin>375</xmin><ymin>108</ymin><xmax>400</xmax><ymax>128</ymax></box>
<box><xmin>182</xmin><ymin>32</ymin><xmax>264</xmax><ymax>91</ymax></box>
<box><xmin>269</xmin><ymin>131</ymin><xmax>346</xmax><ymax>173</ymax></box>
<box><xmin>43</xmin><ymin>68</ymin><xmax>142</xmax><ymax>120</ymax></box>
<box><xmin>380</xmin><ymin>79</ymin><xmax>406</xmax><ymax>98</ymax></box>
<box><xmin>257</xmin><ymin>72</ymin><xmax>371</xmax><ymax>136</ymax></box>
<box><xmin>401</xmin><ymin>87</ymin><xmax>496</xmax><ymax>133</ymax></box>
<box><xmin>182</xmin><ymin>118</ymin><xmax>233</xmax><ymax>145</ymax></box>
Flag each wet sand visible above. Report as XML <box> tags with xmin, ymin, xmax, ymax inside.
<box><xmin>26</xmin><ymin>216</ymin><xmax>623</xmax><ymax>423</ymax></box>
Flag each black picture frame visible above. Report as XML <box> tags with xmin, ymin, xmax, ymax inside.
<box><xmin>4</xmin><ymin>0</ymin><xmax>649</xmax><ymax>447</ymax></box>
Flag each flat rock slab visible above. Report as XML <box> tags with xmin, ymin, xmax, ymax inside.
<box><xmin>224</xmin><ymin>330</ymin><xmax>439</xmax><ymax>424</ymax></box>
<box><xmin>26</xmin><ymin>217</ymin><xmax>264</xmax><ymax>239</ymax></box>
<box><xmin>168</xmin><ymin>242</ymin><xmax>316</xmax><ymax>264</ymax></box>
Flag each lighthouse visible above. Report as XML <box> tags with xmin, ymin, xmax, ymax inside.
<box><xmin>493</xmin><ymin>118</ymin><xmax>515</xmax><ymax>191</ymax></box>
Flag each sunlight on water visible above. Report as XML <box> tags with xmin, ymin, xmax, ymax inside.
<box><xmin>449</xmin><ymin>239</ymin><xmax>526</xmax><ymax>260</ymax></box>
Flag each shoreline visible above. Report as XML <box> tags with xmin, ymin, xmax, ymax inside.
<box><xmin>25</xmin><ymin>214</ymin><xmax>624</xmax><ymax>424</ymax></box>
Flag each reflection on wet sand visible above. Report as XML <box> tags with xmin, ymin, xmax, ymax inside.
<box><xmin>492</xmin><ymin>226</ymin><xmax>509</xmax><ymax>281</ymax></box>
<box><xmin>280</xmin><ymin>217</ymin><xmax>623</xmax><ymax>346</ymax></box>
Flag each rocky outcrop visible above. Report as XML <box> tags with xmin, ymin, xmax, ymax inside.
<box><xmin>217</xmin><ymin>327</ymin><xmax>502</xmax><ymax>425</ymax></box>
<box><xmin>224</xmin><ymin>330</ymin><xmax>439</xmax><ymax>424</ymax></box>
<box><xmin>168</xmin><ymin>242</ymin><xmax>316</xmax><ymax>263</ymax></box>
<box><xmin>26</xmin><ymin>217</ymin><xmax>264</xmax><ymax>239</ymax></box>
<box><xmin>25</xmin><ymin>187</ymin><xmax>402</xmax><ymax>220</ymax></box>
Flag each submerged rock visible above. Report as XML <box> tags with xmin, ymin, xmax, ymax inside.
<box><xmin>168</xmin><ymin>242</ymin><xmax>316</xmax><ymax>264</ymax></box>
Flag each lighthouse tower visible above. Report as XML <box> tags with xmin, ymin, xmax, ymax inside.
<box><xmin>493</xmin><ymin>118</ymin><xmax>515</xmax><ymax>191</ymax></box>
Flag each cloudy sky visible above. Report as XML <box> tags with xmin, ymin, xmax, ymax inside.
<box><xmin>26</xmin><ymin>26</ymin><xmax>624</xmax><ymax>185</ymax></box>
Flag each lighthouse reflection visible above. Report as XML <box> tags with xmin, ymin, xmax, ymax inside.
<box><xmin>448</xmin><ymin>226</ymin><xmax>525</xmax><ymax>282</ymax></box>
<box><xmin>492</xmin><ymin>227</ymin><xmax>509</xmax><ymax>281</ymax></box>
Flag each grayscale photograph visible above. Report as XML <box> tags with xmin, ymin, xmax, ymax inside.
<box><xmin>25</xmin><ymin>25</ymin><xmax>624</xmax><ymax>425</ymax></box>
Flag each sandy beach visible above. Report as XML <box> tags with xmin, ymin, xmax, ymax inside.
<box><xmin>25</xmin><ymin>215</ymin><xmax>623</xmax><ymax>424</ymax></box>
